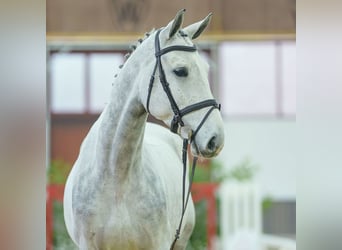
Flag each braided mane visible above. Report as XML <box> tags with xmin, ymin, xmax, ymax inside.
<box><xmin>114</xmin><ymin>29</ymin><xmax>155</xmax><ymax>78</ymax></box>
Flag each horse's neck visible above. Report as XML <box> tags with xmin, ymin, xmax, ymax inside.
<box><xmin>96</xmin><ymin>69</ymin><xmax>147</xmax><ymax>183</ymax></box>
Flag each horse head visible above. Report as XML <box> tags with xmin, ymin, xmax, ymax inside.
<box><xmin>137</xmin><ymin>9</ymin><xmax>225</xmax><ymax>158</ymax></box>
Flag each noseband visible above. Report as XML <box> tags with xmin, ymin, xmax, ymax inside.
<box><xmin>146</xmin><ymin>29</ymin><xmax>221</xmax><ymax>249</ymax></box>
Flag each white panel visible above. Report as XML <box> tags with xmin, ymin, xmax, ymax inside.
<box><xmin>219</xmin><ymin>42</ymin><xmax>277</xmax><ymax>116</ymax></box>
<box><xmin>89</xmin><ymin>53</ymin><xmax>124</xmax><ymax>113</ymax></box>
<box><xmin>216</xmin><ymin>120</ymin><xmax>296</xmax><ymax>200</ymax></box>
<box><xmin>50</xmin><ymin>53</ymin><xmax>85</xmax><ymax>113</ymax></box>
<box><xmin>281</xmin><ymin>41</ymin><xmax>296</xmax><ymax>115</ymax></box>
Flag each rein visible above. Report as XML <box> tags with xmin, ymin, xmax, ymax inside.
<box><xmin>146</xmin><ymin>29</ymin><xmax>221</xmax><ymax>249</ymax></box>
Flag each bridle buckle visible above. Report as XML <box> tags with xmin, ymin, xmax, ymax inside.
<box><xmin>171</xmin><ymin>113</ymin><xmax>184</xmax><ymax>133</ymax></box>
<box><xmin>179</xmin><ymin>126</ymin><xmax>193</xmax><ymax>140</ymax></box>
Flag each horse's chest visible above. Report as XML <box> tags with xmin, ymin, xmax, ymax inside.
<box><xmin>125</xmin><ymin>172</ymin><xmax>167</xmax><ymax>226</ymax></box>
<box><xmin>99</xmin><ymin>172</ymin><xmax>169</xmax><ymax>248</ymax></box>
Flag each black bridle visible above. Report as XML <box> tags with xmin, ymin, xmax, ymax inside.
<box><xmin>146</xmin><ymin>29</ymin><xmax>221</xmax><ymax>249</ymax></box>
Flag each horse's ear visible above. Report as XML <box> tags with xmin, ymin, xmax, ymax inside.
<box><xmin>165</xmin><ymin>9</ymin><xmax>186</xmax><ymax>39</ymax></box>
<box><xmin>183</xmin><ymin>13</ymin><xmax>212</xmax><ymax>40</ymax></box>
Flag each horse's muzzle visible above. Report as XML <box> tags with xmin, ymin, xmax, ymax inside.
<box><xmin>190</xmin><ymin>133</ymin><xmax>224</xmax><ymax>158</ymax></box>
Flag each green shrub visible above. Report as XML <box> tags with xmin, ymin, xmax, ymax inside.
<box><xmin>48</xmin><ymin>160</ymin><xmax>72</xmax><ymax>184</ymax></box>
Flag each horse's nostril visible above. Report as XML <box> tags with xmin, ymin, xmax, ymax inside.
<box><xmin>207</xmin><ymin>136</ymin><xmax>217</xmax><ymax>151</ymax></box>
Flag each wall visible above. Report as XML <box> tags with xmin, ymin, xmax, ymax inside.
<box><xmin>47</xmin><ymin>0</ymin><xmax>295</xmax><ymax>33</ymax></box>
<box><xmin>216</xmin><ymin>119</ymin><xmax>296</xmax><ymax>201</ymax></box>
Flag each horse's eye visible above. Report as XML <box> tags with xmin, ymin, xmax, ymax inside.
<box><xmin>173</xmin><ymin>67</ymin><xmax>188</xmax><ymax>77</ymax></box>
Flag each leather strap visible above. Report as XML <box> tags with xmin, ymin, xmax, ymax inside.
<box><xmin>171</xmin><ymin>99</ymin><xmax>220</xmax><ymax>134</ymax></box>
<box><xmin>170</xmin><ymin>139</ymin><xmax>198</xmax><ymax>250</ymax></box>
<box><xmin>156</xmin><ymin>45</ymin><xmax>196</xmax><ymax>57</ymax></box>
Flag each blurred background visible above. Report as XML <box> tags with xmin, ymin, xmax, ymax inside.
<box><xmin>46</xmin><ymin>0</ymin><xmax>296</xmax><ymax>249</ymax></box>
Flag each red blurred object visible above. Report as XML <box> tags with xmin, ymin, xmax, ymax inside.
<box><xmin>46</xmin><ymin>185</ymin><xmax>64</xmax><ymax>250</ymax></box>
<box><xmin>191</xmin><ymin>183</ymin><xmax>219</xmax><ymax>250</ymax></box>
